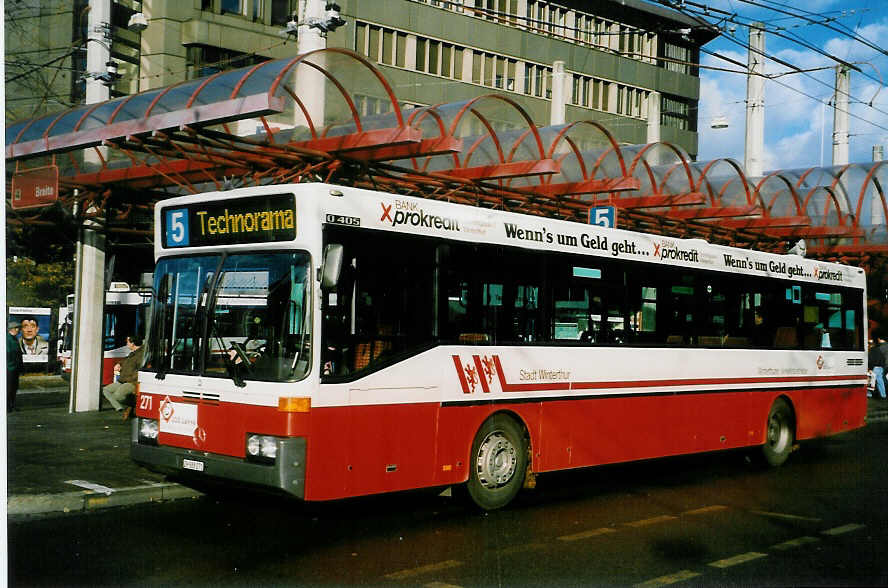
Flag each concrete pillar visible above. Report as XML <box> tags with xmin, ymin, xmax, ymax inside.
<box><xmin>873</xmin><ymin>147</ymin><xmax>885</xmax><ymax>225</ymax></box>
<box><xmin>71</xmin><ymin>214</ymin><xmax>106</xmax><ymax>412</ymax></box>
<box><xmin>833</xmin><ymin>65</ymin><xmax>850</xmax><ymax>166</ymax></box>
<box><xmin>85</xmin><ymin>0</ymin><xmax>111</xmax><ymax>107</ymax></box>
<box><xmin>646</xmin><ymin>91</ymin><xmax>661</xmax><ymax>144</ymax></box>
<box><xmin>71</xmin><ymin>0</ymin><xmax>112</xmax><ymax>412</ymax></box>
<box><xmin>744</xmin><ymin>22</ymin><xmax>765</xmax><ymax>178</ymax></box>
<box><xmin>294</xmin><ymin>0</ymin><xmax>328</xmax><ymax>129</ymax></box>
<box><xmin>550</xmin><ymin>60</ymin><xmax>566</xmax><ymax>125</ymax></box>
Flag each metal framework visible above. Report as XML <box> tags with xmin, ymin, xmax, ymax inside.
<box><xmin>7</xmin><ymin>48</ymin><xmax>887</xmax><ymax>269</ymax></box>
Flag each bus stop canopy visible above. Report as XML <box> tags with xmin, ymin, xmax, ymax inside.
<box><xmin>7</xmin><ymin>48</ymin><xmax>888</xmax><ymax>267</ymax></box>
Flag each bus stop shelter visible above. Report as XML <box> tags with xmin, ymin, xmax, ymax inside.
<box><xmin>7</xmin><ymin>49</ymin><xmax>888</xmax><ymax>410</ymax></box>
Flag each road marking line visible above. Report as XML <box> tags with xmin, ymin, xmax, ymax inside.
<box><xmin>771</xmin><ymin>536</ymin><xmax>820</xmax><ymax>551</ymax></box>
<box><xmin>750</xmin><ymin>510</ymin><xmax>822</xmax><ymax>522</ymax></box>
<box><xmin>822</xmin><ymin>523</ymin><xmax>866</xmax><ymax>536</ymax></box>
<box><xmin>557</xmin><ymin>527</ymin><xmax>617</xmax><ymax>541</ymax></box>
<box><xmin>64</xmin><ymin>480</ymin><xmax>115</xmax><ymax>495</ymax></box>
<box><xmin>495</xmin><ymin>542</ymin><xmax>547</xmax><ymax>555</ymax></box>
<box><xmin>683</xmin><ymin>505</ymin><xmax>727</xmax><ymax>516</ymax></box>
<box><xmin>708</xmin><ymin>552</ymin><xmax>767</xmax><ymax>568</ymax></box>
<box><xmin>625</xmin><ymin>515</ymin><xmax>678</xmax><ymax>527</ymax></box>
<box><xmin>384</xmin><ymin>560</ymin><xmax>462</xmax><ymax>580</ymax></box>
<box><xmin>633</xmin><ymin>570</ymin><xmax>701</xmax><ymax>587</ymax></box>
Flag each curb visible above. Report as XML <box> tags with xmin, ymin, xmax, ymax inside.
<box><xmin>8</xmin><ymin>483</ymin><xmax>203</xmax><ymax>518</ymax></box>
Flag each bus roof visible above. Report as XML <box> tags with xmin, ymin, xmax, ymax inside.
<box><xmin>155</xmin><ymin>183</ymin><xmax>866</xmax><ymax>290</ymax></box>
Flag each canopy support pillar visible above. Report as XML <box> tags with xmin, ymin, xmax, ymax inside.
<box><xmin>70</xmin><ymin>211</ymin><xmax>106</xmax><ymax>413</ymax></box>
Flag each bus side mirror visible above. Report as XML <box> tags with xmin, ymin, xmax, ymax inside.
<box><xmin>321</xmin><ymin>244</ymin><xmax>344</xmax><ymax>290</ymax></box>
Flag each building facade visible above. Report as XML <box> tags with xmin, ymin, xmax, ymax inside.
<box><xmin>5</xmin><ymin>0</ymin><xmax>716</xmax><ymax>158</ymax></box>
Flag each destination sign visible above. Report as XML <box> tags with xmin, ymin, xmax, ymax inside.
<box><xmin>161</xmin><ymin>193</ymin><xmax>296</xmax><ymax>248</ymax></box>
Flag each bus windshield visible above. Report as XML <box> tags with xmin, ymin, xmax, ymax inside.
<box><xmin>145</xmin><ymin>251</ymin><xmax>312</xmax><ymax>383</ymax></box>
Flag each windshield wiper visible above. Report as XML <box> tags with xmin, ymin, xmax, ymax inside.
<box><xmin>152</xmin><ymin>280</ymin><xmax>171</xmax><ymax>380</ymax></box>
<box><xmin>203</xmin><ymin>254</ymin><xmax>254</xmax><ymax>389</ymax></box>
<box><xmin>195</xmin><ymin>253</ymin><xmax>227</xmax><ymax>373</ymax></box>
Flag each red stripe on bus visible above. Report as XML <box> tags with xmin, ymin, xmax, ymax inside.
<box><xmin>490</xmin><ymin>354</ymin><xmax>863</xmax><ymax>393</ymax></box>
<box><xmin>452</xmin><ymin>355</ymin><xmax>470</xmax><ymax>394</ymax></box>
<box><xmin>473</xmin><ymin>355</ymin><xmax>490</xmax><ymax>393</ymax></box>
<box><xmin>570</xmin><ymin>374</ymin><xmax>864</xmax><ymax>390</ymax></box>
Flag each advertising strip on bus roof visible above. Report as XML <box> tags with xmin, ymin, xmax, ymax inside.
<box><xmin>322</xmin><ymin>186</ymin><xmax>864</xmax><ymax>289</ymax></box>
<box><xmin>154</xmin><ymin>184</ymin><xmax>863</xmax><ymax>288</ymax></box>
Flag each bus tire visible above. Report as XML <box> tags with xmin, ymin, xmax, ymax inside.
<box><xmin>762</xmin><ymin>398</ymin><xmax>794</xmax><ymax>467</ymax></box>
<box><xmin>465</xmin><ymin>414</ymin><xmax>527</xmax><ymax>511</ymax></box>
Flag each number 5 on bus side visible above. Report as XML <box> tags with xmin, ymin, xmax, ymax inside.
<box><xmin>590</xmin><ymin>206</ymin><xmax>616</xmax><ymax>228</ymax></box>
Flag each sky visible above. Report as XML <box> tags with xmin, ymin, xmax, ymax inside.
<box><xmin>687</xmin><ymin>0</ymin><xmax>888</xmax><ymax>171</ymax></box>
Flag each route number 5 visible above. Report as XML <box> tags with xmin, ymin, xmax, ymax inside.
<box><xmin>590</xmin><ymin>206</ymin><xmax>616</xmax><ymax>228</ymax></box>
<box><xmin>165</xmin><ymin>209</ymin><xmax>189</xmax><ymax>247</ymax></box>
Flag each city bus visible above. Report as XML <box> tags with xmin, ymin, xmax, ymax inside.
<box><xmin>58</xmin><ymin>283</ymin><xmax>152</xmax><ymax>384</ymax></box>
<box><xmin>132</xmin><ymin>183</ymin><xmax>867</xmax><ymax>510</ymax></box>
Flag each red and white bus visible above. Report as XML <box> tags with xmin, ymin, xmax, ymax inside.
<box><xmin>132</xmin><ymin>183</ymin><xmax>867</xmax><ymax>509</ymax></box>
<box><xmin>58</xmin><ymin>283</ymin><xmax>152</xmax><ymax>385</ymax></box>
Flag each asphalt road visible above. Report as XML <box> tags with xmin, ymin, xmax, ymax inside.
<box><xmin>9</xmin><ymin>422</ymin><xmax>888</xmax><ymax>587</ymax></box>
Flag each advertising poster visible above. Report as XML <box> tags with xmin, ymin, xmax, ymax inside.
<box><xmin>8</xmin><ymin>306</ymin><xmax>52</xmax><ymax>363</ymax></box>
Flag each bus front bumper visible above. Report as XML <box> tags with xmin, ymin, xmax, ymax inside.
<box><xmin>130</xmin><ymin>434</ymin><xmax>306</xmax><ymax>499</ymax></box>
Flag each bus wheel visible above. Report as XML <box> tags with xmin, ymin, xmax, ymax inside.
<box><xmin>466</xmin><ymin>414</ymin><xmax>527</xmax><ymax>510</ymax></box>
<box><xmin>762</xmin><ymin>398</ymin><xmax>794</xmax><ymax>467</ymax></box>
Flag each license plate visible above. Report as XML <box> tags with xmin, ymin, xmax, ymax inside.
<box><xmin>182</xmin><ymin>458</ymin><xmax>205</xmax><ymax>472</ymax></box>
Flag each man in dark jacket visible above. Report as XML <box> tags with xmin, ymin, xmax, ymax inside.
<box><xmin>7</xmin><ymin>320</ymin><xmax>24</xmax><ymax>411</ymax></box>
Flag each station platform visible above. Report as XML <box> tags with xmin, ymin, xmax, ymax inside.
<box><xmin>7</xmin><ymin>375</ymin><xmax>888</xmax><ymax>518</ymax></box>
<box><xmin>7</xmin><ymin>375</ymin><xmax>202</xmax><ymax>518</ymax></box>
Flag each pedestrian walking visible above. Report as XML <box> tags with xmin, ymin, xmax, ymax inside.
<box><xmin>877</xmin><ymin>334</ymin><xmax>888</xmax><ymax>401</ymax></box>
<box><xmin>869</xmin><ymin>335</ymin><xmax>885</xmax><ymax>399</ymax></box>
<box><xmin>7</xmin><ymin>320</ymin><xmax>24</xmax><ymax>411</ymax></box>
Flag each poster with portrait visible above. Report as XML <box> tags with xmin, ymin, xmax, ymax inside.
<box><xmin>8</xmin><ymin>306</ymin><xmax>52</xmax><ymax>363</ymax></box>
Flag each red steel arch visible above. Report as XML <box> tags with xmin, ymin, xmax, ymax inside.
<box><xmin>5</xmin><ymin>48</ymin><xmax>885</xmax><ymax>260</ymax></box>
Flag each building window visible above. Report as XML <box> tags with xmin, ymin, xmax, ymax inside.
<box><xmin>662</xmin><ymin>40</ymin><xmax>691</xmax><ymax>74</ymax></box>
<box><xmin>186</xmin><ymin>45</ymin><xmax>268</xmax><ymax>79</ymax></box>
<box><xmin>271</xmin><ymin>0</ymin><xmax>296</xmax><ymax>26</ymax></box>
<box><xmin>220</xmin><ymin>0</ymin><xmax>244</xmax><ymax>16</ymax></box>
<box><xmin>661</xmin><ymin>94</ymin><xmax>695</xmax><ymax>131</ymax></box>
<box><xmin>524</xmin><ymin>63</ymin><xmax>551</xmax><ymax>98</ymax></box>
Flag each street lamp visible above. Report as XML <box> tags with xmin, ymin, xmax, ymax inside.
<box><xmin>127</xmin><ymin>12</ymin><xmax>148</xmax><ymax>32</ymax></box>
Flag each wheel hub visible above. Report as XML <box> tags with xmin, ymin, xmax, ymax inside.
<box><xmin>768</xmin><ymin>415</ymin><xmax>787</xmax><ymax>451</ymax></box>
<box><xmin>476</xmin><ymin>431</ymin><xmax>517</xmax><ymax>489</ymax></box>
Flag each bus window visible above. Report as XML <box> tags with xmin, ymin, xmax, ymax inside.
<box><xmin>552</xmin><ymin>260</ymin><xmax>617</xmax><ymax>343</ymax></box>
<box><xmin>798</xmin><ymin>288</ymin><xmax>861</xmax><ymax>351</ymax></box>
<box><xmin>321</xmin><ymin>228</ymin><xmax>436</xmax><ymax>378</ymax></box>
<box><xmin>146</xmin><ymin>252</ymin><xmax>312</xmax><ymax>382</ymax></box>
<box><xmin>668</xmin><ymin>274</ymin><xmax>697</xmax><ymax>344</ymax></box>
<box><xmin>511</xmin><ymin>284</ymin><xmax>540</xmax><ymax>342</ymax></box>
<box><xmin>626</xmin><ymin>285</ymin><xmax>658</xmax><ymax>343</ymax></box>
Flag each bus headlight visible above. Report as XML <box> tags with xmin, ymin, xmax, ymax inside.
<box><xmin>138</xmin><ymin>418</ymin><xmax>159</xmax><ymax>445</ymax></box>
<box><xmin>246</xmin><ymin>434</ymin><xmax>278</xmax><ymax>463</ymax></box>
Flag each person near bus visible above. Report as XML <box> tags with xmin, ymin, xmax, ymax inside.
<box><xmin>877</xmin><ymin>334</ymin><xmax>888</xmax><ymax>401</ymax></box>
<box><xmin>7</xmin><ymin>320</ymin><xmax>24</xmax><ymax>412</ymax></box>
<box><xmin>101</xmin><ymin>335</ymin><xmax>144</xmax><ymax>419</ymax></box>
<box><xmin>869</xmin><ymin>335</ymin><xmax>885</xmax><ymax>399</ymax></box>
<box><xmin>18</xmin><ymin>315</ymin><xmax>49</xmax><ymax>357</ymax></box>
